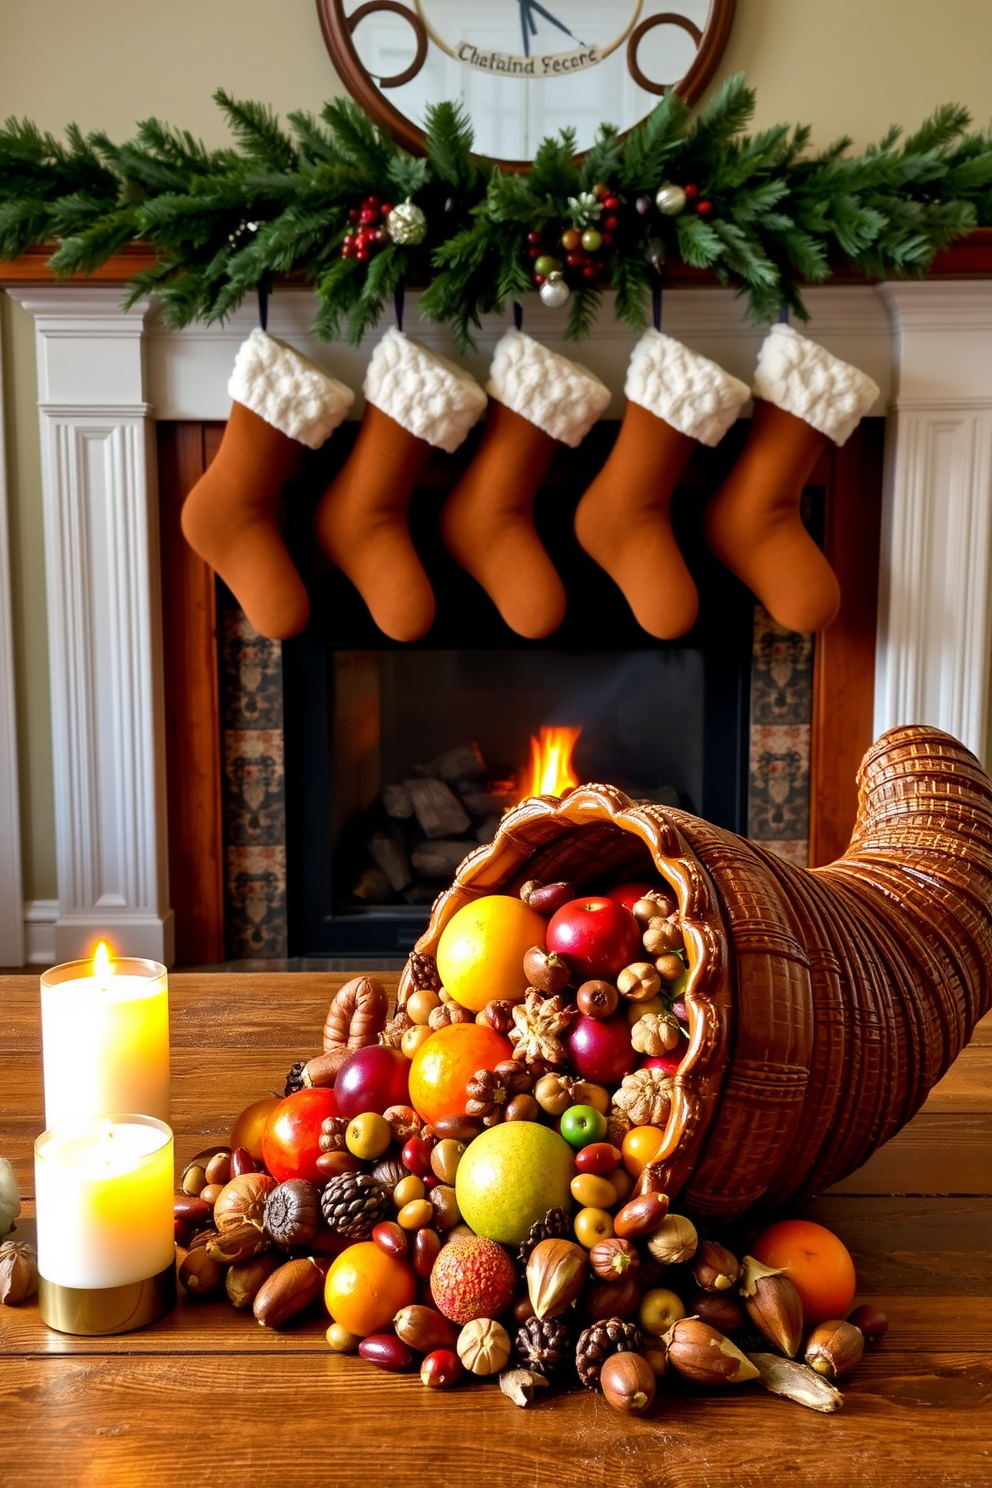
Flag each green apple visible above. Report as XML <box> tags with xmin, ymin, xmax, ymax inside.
<box><xmin>560</xmin><ymin>1104</ymin><xmax>608</xmax><ymax>1150</ymax></box>
<box><xmin>455</xmin><ymin>1122</ymin><xmax>574</xmax><ymax>1244</ymax></box>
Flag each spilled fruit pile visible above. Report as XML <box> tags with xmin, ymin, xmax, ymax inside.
<box><xmin>174</xmin><ymin>873</ymin><xmax>887</xmax><ymax>1415</ymax></box>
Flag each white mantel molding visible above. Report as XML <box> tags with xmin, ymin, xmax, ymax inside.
<box><xmin>1</xmin><ymin>279</ymin><xmax>990</xmax><ymax>966</ymax></box>
<box><xmin>5</xmin><ymin>285</ymin><xmax>173</xmax><ymax>965</ymax></box>
<box><xmin>0</xmin><ymin>301</ymin><xmax>24</xmax><ymax>965</ymax></box>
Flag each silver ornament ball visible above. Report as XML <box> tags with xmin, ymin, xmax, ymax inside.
<box><xmin>655</xmin><ymin>183</ymin><xmax>687</xmax><ymax>217</ymax></box>
<box><xmin>386</xmin><ymin>200</ymin><xmax>427</xmax><ymax>246</ymax></box>
<box><xmin>539</xmin><ymin>272</ymin><xmax>571</xmax><ymax>309</ymax></box>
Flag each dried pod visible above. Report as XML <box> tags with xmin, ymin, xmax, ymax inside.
<box><xmin>747</xmin><ymin>1352</ymin><xmax>844</xmax><ymax>1412</ymax></box>
<box><xmin>848</xmin><ymin>1304</ymin><xmax>888</xmax><ymax>1344</ymax></box>
<box><xmin>692</xmin><ymin>1240</ymin><xmax>741</xmax><ymax>1293</ymax></box>
<box><xmin>617</xmin><ymin>962</ymin><xmax>662</xmax><ymax>1002</ymax></box>
<box><xmin>589</xmin><ymin>1237</ymin><xmax>640</xmax><ymax>1281</ymax></box>
<box><xmin>526</xmin><ymin>1238</ymin><xmax>589</xmax><ymax>1320</ymax></box>
<box><xmin>253</xmin><ymin>1256</ymin><xmax>327</xmax><ymax>1328</ymax></box>
<box><xmin>499</xmin><ymin>1367</ymin><xmax>550</xmax><ymax>1407</ymax></box>
<box><xmin>394</xmin><ymin>1304</ymin><xmax>459</xmax><ymax>1354</ymax></box>
<box><xmin>178</xmin><ymin>1247</ymin><xmax>224</xmax><ymax>1298</ymax></box>
<box><xmin>805</xmin><ymin>1320</ymin><xmax>865</xmax><ymax>1379</ymax></box>
<box><xmin>614</xmin><ymin>1192</ymin><xmax>670</xmax><ymax>1240</ymax></box>
<box><xmin>206</xmin><ymin>1222</ymin><xmax>271</xmax><ymax>1266</ymax></box>
<box><xmin>264</xmin><ymin>1179</ymin><xmax>321</xmax><ymax>1248</ymax></box>
<box><xmin>379</xmin><ymin>1006</ymin><xmax>414</xmax><ymax>1049</ymax></box>
<box><xmin>599</xmin><ymin>1351</ymin><xmax>656</xmax><ymax>1416</ymax></box>
<box><xmin>664</xmin><ymin>1317</ymin><xmax>760</xmax><ymax>1385</ymax></box>
<box><xmin>323</xmin><ymin>975</ymin><xmax>389</xmax><ymax>1054</ymax></box>
<box><xmin>520</xmin><ymin>880</ymin><xmax>575</xmax><ymax>915</ymax></box>
<box><xmin>612</xmin><ymin>1069</ymin><xmax>673</xmax><ymax>1127</ymax></box>
<box><xmin>212</xmin><ymin>1172</ymin><xmax>276</xmax><ymax>1234</ymax></box>
<box><xmin>457</xmin><ymin>1317</ymin><xmax>511</xmax><ymax>1375</ymax></box>
<box><xmin>0</xmin><ymin>1241</ymin><xmax>38</xmax><ymax>1304</ymax></box>
<box><xmin>739</xmin><ymin>1255</ymin><xmax>804</xmax><ymax>1357</ymax></box>
<box><xmin>522</xmin><ymin>945</ymin><xmax>571</xmax><ymax>995</ymax></box>
<box><xmin>645</xmin><ymin>1213</ymin><xmax>698</xmax><ymax>1265</ymax></box>
<box><xmin>225</xmin><ymin>1252</ymin><xmax>280</xmax><ymax>1310</ymax></box>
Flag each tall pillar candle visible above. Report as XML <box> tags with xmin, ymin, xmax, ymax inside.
<box><xmin>40</xmin><ymin>948</ymin><xmax>170</xmax><ymax>1127</ymax></box>
<box><xmin>35</xmin><ymin>1114</ymin><xmax>176</xmax><ymax>1334</ymax></box>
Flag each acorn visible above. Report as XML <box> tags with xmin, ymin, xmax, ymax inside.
<box><xmin>663</xmin><ymin>1317</ymin><xmax>759</xmax><ymax>1384</ymax></box>
<box><xmin>739</xmin><ymin>1255</ymin><xmax>804</xmax><ymax>1358</ymax></box>
<box><xmin>805</xmin><ymin>1319</ymin><xmax>865</xmax><ymax>1379</ymax></box>
<box><xmin>600</xmin><ymin>1351</ymin><xmax>656</xmax><ymax>1415</ymax></box>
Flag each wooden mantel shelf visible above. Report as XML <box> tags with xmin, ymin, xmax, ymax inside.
<box><xmin>3</xmin><ymin>229</ymin><xmax>992</xmax><ymax>286</ymax></box>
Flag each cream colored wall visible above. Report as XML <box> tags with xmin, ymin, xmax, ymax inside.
<box><xmin>2</xmin><ymin>0</ymin><xmax>992</xmax><ymax>905</ymax></box>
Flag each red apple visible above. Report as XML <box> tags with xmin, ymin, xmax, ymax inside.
<box><xmin>642</xmin><ymin>1053</ymin><xmax>681</xmax><ymax>1077</ymax></box>
<box><xmin>606</xmin><ymin>882</ymin><xmax>658</xmax><ymax>912</ymax></box>
<box><xmin>546</xmin><ymin>897</ymin><xmax>643</xmax><ymax>981</ymax></box>
<box><xmin>567</xmin><ymin>1013</ymin><xmax>636</xmax><ymax>1083</ymax></box>
<box><xmin>261</xmin><ymin>1086</ymin><xmax>340</xmax><ymax>1184</ymax></box>
<box><xmin>334</xmin><ymin>1045</ymin><xmax>411</xmax><ymax>1118</ymax></box>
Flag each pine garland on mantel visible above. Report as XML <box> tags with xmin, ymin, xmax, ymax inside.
<box><xmin>2</xmin><ymin>75</ymin><xmax>991</xmax><ymax>349</ymax></box>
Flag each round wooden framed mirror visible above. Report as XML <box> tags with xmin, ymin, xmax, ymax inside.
<box><xmin>316</xmin><ymin>0</ymin><xmax>737</xmax><ymax>169</ymax></box>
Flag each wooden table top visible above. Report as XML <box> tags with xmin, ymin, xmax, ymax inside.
<box><xmin>2</xmin><ymin>972</ymin><xmax>990</xmax><ymax>1488</ymax></box>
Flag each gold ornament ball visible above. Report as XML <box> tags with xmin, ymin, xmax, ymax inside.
<box><xmin>655</xmin><ymin>183</ymin><xmax>687</xmax><ymax>216</ymax></box>
<box><xmin>539</xmin><ymin>272</ymin><xmax>571</xmax><ymax>309</ymax></box>
<box><xmin>386</xmin><ymin>200</ymin><xmax>428</xmax><ymax>246</ymax></box>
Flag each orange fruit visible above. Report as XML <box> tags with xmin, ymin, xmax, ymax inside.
<box><xmin>436</xmin><ymin>894</ymin><xmax>547</xmax><ymax>1012</ymax></box>
<box><xmin>751</xmin><ymin>1219</ymin><xmax>857</xmax><ymax>1325</ymax></box>
<box><xmin>407</xmin><ymin>1022</ymin><xmax>514</xmax><ymax>1127</ymax></box>
<box><xmin>621</xmin><ymin>1124</ymin><xmax>666</xmax><ymax>1177</ymax></box>
<box><xmin>324</xmin><ymin>1241</ymin><xmax>417</xmax><ymax>1337</ymax></box>
<box><xmin>230</xmin><ymin>1096</ymin><xmax>282</xmax><ymax>1160</ymax></box>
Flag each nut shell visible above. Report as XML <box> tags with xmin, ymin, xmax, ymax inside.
<box><xmin>804</xmin><ymin>1319</ymin><xmax>865</xmax><ymax>1379</ymax></box>
<box><xmin>526</xmin><ymin>1238</ymin><xmax>588</xmax><ymax>1320</ymax></box>
<box><xmin>212</xmin><ymin>1172</ymin><xmax>277</xmax><ymax>1234</ymax></box>
<box><xmin>739</xmin><ymin>1255</ymin><xmax>804</xmax><ymax>1357</ymax></box>
<box><xmin>599</xmin><ymin>1351</ymin><xmax>656</xmax><ymax>1415</ymax></box>
<box><xmin>664</xmin><ymin>1317</ymin><xmax>760</xmax><ymax>1384</ymax></box>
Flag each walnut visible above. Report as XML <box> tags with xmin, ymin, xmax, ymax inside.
<box><xmin>630</xmin><ymin>1012</ymin><xmax>681</xmax><ymax>1056</ymax></box>
<box><xmin>479</xmin><ymin>999</ymin><xmax>515</xmax><ymax>1037</ymax></box>
<box><xmin>465</xmin><ymin>1061</ymin><xmax>533</xmax><ymax>1125</ymax></box>
<box><xmin>611</xmin><ymin>1069</ymin><xmax>674</xmax><ymax>1127</ymax></box>
<box><xmin>428</xmin><ymin>1002</ymin><xmax>473</xmax><ymax>1030</ymax></box>
<box><xmin>509</xmin><ymin>990</ymin><xmax>577</xmax><ymax>1068</ymax></box>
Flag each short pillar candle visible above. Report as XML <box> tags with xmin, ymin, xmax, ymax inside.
<box><xmin>40</xmin><ymin>945</ymin><xmax>170</xmax><ymax>1129</ymax></box>
<box><xmin>35</xmin><ymin>1114</ymin><xmax>176</xmax><ymax>1334</ymax></box>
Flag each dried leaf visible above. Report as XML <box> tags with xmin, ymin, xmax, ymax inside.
<box><xmin>746</xmin><ymin>1352</ymin><xmax>844</xmax><ymax>1412</ymax></box>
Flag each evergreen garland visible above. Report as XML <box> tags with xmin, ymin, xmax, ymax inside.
<box><xmin>1</xmin><ymin>76</ymin><xmax>990</xmax><ymax>349</ymax></box>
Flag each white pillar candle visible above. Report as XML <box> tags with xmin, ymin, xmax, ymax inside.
<box><xmin>35</xmin><ymin>1115</ymin><xmax>175</xmax><ymax>1290</ymax></box>
<box><xmin>40</xmin><ymin>946</ymin><xmax>170</xmax><ymax>1128</ymax></box>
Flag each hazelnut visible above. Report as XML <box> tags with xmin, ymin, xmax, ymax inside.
<box><xmin>631</xmin><ymin>892</ymin><xmax>677</xmax><ymax>924</ymax></box>
<box><xmin>617</xmin><ymin>962</ymin><xmax>662</xmax><ymax>1002</ymax></box>
<box><xmin>645</xmin><ymin>1213</ymin><xmax>698</xmax><ymax>1265</ymax></box>
<box><xmin>599</xmin><ymin>1351</ymin><xmax>656</xmax><ymax>1415</ymax></box>
<box><xmin>663</xmin><ymin>1317</ymin><xmax>760</xmax><ymax>1385</ymax></box>
<box><xmin>654</xmin><ymin>953</ymin><xmax>686</xmax><ymax>984</ymax></box>
<box><xmin>692</xmin><ymin>1239</ymin><xmax>741</xmax><ymax>1293</ymax></box>
<box><xmin>739</xmin><ymin>1255</ymin><xmax>804</xmax><ymax>1358</ymax></box>
<box><xmin>642</xmin><ymin>917</ymin><xmax>684</xmax><ymax>955</ymax></box>
<box><xmin>520</xmin><ymin>880</ymin><xmax>575</xmax><ymax>914</ymax></box>
<box><xmin>805</xmin><ymin>1319</ymin><xmax>865</xmax><ymax>1379</ymax></box>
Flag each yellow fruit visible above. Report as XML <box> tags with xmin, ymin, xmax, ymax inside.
<box><xmin>455</xmin><ymin>1121</ymin><xmax>574</xmax><ymax>1244</ymax></box>
<box><xmin>436</xmin><ymin>895</ymin><xmax>547</xmax><ymax>1012</ymax></box>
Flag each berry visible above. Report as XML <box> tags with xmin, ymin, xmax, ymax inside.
<box><xmin>581</xmin><ymin>229</ymin><xmax>603</xmax><ymax>253</ymax></box>
<box><xmin>430</xmin><ymin>1235</ymin><xmax>517</xmax><ymax>1324</ymax></box>
<box><xmin>359</xmin><ymin>206</ymin><xmax>378</xmax><ymax>225</ymax></box>
<box><xmin>566</xmin><ymin>251</ymin><xmax>583</xmax><ymax>268</ymax></box>
<box><xmin>533</xmin><ymin>274</ymin><xmax>545</xmax><ymax>285</ymax></box>
<box><xmin>582</xmin><ymin>263</ymin><xmax>598</xmax><ymax>280</ymax></box>
<box><xmin>381</xmin><ymin>202</ymin><xmax>393</xmax><ymax>215</ymax></box>
<box><xmin>348</xmin><ymin>208</ymin><xmax>360</xmax><ymax>224</ymax></box>
<box><xmin>600</xmin><ymin>232</ymin><xmax>614</xmax><ymax>247</ymax></box>
<box><xmin>603</xmin><ymin>196</ymin><xmax>619</xmax><ymax>211</ymax></box>
<box><xmin>561</xmin><ymin>228</ymin><xmax>582</xmax><ymax>252</ymax></box>
<box><xmin>527</xmin><ymin>229</ymin><xmax>543</xmax><ymax>245</ymax></box>
<box><xmin>603</xmin><ymin>216</ymin><xmax>618</xmax><ymax>232</ymax></box>
<box><xmin>365</xmin><ymin>195</ymin><xmax>380</xmax><ymax>210</ymax></box>
<box><xmin>683</xmin><ymin>184</ymin><xmax>699</xmax><ymax>200</ymax></box>
<box><xmin>533</xmin><ymin>254</ymin><xmax>558</xmax><ymax>277</ymax></box>
<box><xmin>696</xmin><ymin>200</ymin><xmax>712</xmax><ymax>215</ymax></box>
<box><xmin>529</xmin><ymin>246</ymin><xmax>542</xmax><ymax>260</ymax></box>
<box><xmin>592</xmin><ymin>182</ymin><xmax>608</xmax><ymax>198</ymax></box>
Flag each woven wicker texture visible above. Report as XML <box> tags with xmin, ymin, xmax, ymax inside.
<box><xmin>406</xmin><ymin>726</ymin><xmax>992</xmax><ymax>1218</ymax></box>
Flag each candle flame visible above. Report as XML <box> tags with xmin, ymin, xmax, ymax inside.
<box><xmin>93</xmin><ymin>941</ymin><xmax>112</xmax><ymax>988</ymax></box>
<box><xmin>99</xmin><ymin>1116</ymin><xmax>115</xmax><ymax>1165</ymax></box>
<box><xmin>523</xmin><ymin>726</ymin><xmax>582</xmax><ymax>799</ymax></box>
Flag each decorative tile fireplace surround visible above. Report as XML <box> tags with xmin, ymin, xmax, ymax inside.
<box><xmin>1</xmin><ymin>278</ymin><xmax>991</xmax><ymax>965</ymax></box>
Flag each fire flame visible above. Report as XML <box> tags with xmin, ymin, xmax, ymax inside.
<box><xmin>93</xmin><ymin>941</ymin><xmax>113</xmax><ymax>987</ymax></box>
<box><xmin>524</xmin><ymin>726</ymin><xmax>582</xmax><ymax>799</ymax></box>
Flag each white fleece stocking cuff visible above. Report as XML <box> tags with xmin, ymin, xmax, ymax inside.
<box><xmin>486</xmin><ymin>329</ymin><xmax>611</xmax><ymax>447</ymax></box>
<box><xmin>625</xmin><ymin>330</ymin><xmax>749</xmax><ymax>447</ymax></box>
<box><xmin>228</xmin><ymin>328</ymin><xmax>354</xmax><ymax>450</ymax></box>
<box><xmin>753</xmin><ymin>324</ymin><xmax>880</xmax><ymax>446</ymax></box>
<box><xmin>364</xmin><ymin>328</ymin><xmax>488</xmax><ymax>453</ymax></box>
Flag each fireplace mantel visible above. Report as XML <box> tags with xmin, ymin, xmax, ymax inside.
<box><xmin>2</xmin><ymin>278</ymin><xmax>992</xmax><ymax>964</ymax></box>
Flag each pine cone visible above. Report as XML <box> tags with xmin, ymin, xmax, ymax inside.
<box><xmin>516</xmin><ymin>1206</ymin><xmax>572</xmax><ymax>1269</ymax></box>
<box><xmin>319</xmin><ymin>1173</ymin><xmax>392</xmax><ymax>1239</ymax></box>
<box><xmin>465</xmin><ymin>1060</ymin><xmax>533</xmax><ymax>1125</ymax></box>
<box><xmin>408</xmin><ymin>951</ymin><xmax>441</xmax><ymax>992</ymax></box>
<box><xmin>284</xmin><ymin>1060</ymin><xmax>307</xmax><ymax>1096</ymax></box>
<box><xmin>318</xmin><ymin>1116</ymin><xmax>348</xmax><ymax>1154</ymax></box>
<box><xmin>516</xmin><ymin>1316</ymin><xmax>573</xmax><ymax>1377</ymax></box>
<box><xmin>575</xmin><ymin>1317</ymin><xmax>645</xmax><ymax>1389</ymax></box>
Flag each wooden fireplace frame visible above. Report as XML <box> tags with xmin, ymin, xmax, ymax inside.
<box><xmin>158</xmin><ymin>417</ymin><xmax>884</xmax><ymax>966</ymax></box>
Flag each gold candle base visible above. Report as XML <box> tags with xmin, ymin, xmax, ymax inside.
<box><xmin>38</xmin><ymin>1261</ymin><xmax>176</xmax><ymax>1336</ymax></box>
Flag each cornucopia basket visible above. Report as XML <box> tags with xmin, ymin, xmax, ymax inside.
<box><xmin>400</xmin><ymin>725</ymin><xmax>992</xmax><ymax>1221</ymax></box>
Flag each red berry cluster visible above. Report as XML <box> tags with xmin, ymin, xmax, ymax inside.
<box><xmin>527</xmin><ymin>183</ymin><xmax>620</xmax><ymax>287</ymax></box>
<box><xmin>682</xmin><ymin>184</ymin><xmax>712</xmax><ymax>216</ymax></box>
<box><xmin>341</xmin><ymin>195</ymin><xmax>394</xmax><ymax>261</ymax></box>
